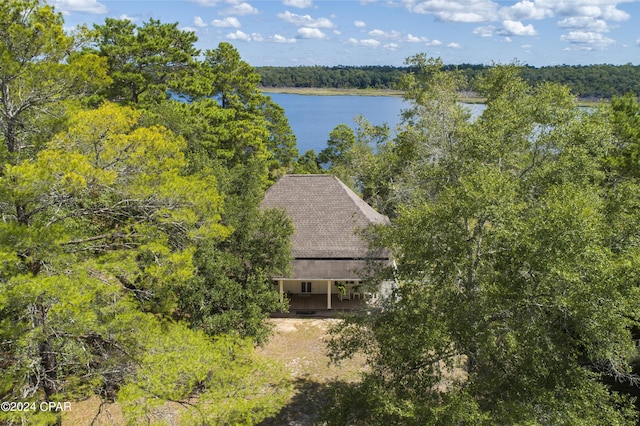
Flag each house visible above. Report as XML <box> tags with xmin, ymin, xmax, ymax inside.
<box><xmin>261</xmin><ymin>174</ymin><xmax>390</xmax><ymax>313</ymax></box>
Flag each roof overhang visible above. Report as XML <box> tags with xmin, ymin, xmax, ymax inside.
<box><xmin>273</xmin><ymin>257</ymin><xmax>389</xmax><ymax>280</ymax></box>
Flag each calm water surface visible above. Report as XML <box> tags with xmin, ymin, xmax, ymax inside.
<box><xmin>266</xmin><ymin>92</ymin><xmax>484</xmax><ymax>154</ymax></box>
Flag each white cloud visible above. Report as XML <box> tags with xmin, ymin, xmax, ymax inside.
<box><xmin>406</xmin><ymin>0</ymin><xmax>498</xmax><ymax>23</ymax></box>
<box><xmin>212</xmin><ymin>17</ymin><xmax>241</xmax><ymax>28</ymax></box>
<box><xmin>226</xmin><ymin>30</ymin><xmax>250</xmax><ymax>41</ymax></box>
<box><xmin>360</xmin><ymin>38</ymin><xmax>381</xmax><ymax>47</ymax></box>
<box><xmin>189</xmin><ymin>0</ymin><xmax>219</xmax><ymax>6</ymax></box>
<box><xmin>447</xmin><ymin>42</ymin><xmax>462</xmax><ymax>49</ymax></box>
<box><xmin>602</xmin><ymin>4</ymin><xmax>630</xmax><ymax>21</ymax></box>
<box><xmin>348</xmin><ymin>38</ymin><xmax>381</xmax><ymax>47</ymax></box>
<box><xmin>558</xmin><ymin>16</ymin><xmax>609</xmax><ymax>32</ymax></box>
<box><xmin>384</xmin><ymin>43</ymin><xmax>399</xmax><ymax>50</ymax></box>
<box><xmin>296</xmin><ymin>27</ymin><xmax>327</xmax><ymax>39</ymax></box>
<box><xmin>406</xmin><ymin>34</ymin><xmax>429</xmax><ymax>42</ymax></box>
<box><xmin>502</xmin><ymin>20</ymin><xmax>537</xmax><ymax>36</ymax></box>
<box><xmin>354</xmin><ymin>20</ymin><xmax>367</xmax><ymax>27</ymax></box>
<box><xmin>535</xmin><ymin>1</ymin><xmax>631</xmax><ymax>22</ymax></box>
<box><xmin>278</xmin><ymin>11</ymin><xmax>334</xmax><ymax>28</ymax></box>
<box><xmin>119</xmin><ymin>14</ymin><xmax>138</xmax><ymax>22</ymax></box>
<box><xmin>272</xmin><ymin>34</ymin><xmax>297</xmax><ymax>43</ymax></box>
<box><xmin>284</xmin><ymin>0</ymin><xmax>313</xmax><ymax>8</ymax></box>
<box><xmin>473</xmin><ymin>25</ymin><xmax>495</xmax><ymax>37</ymax></box>
<box><xmin>52</xmin><ymin>0</ymin><xmax>107</xmax><ymax>14</ymax></box>
<box><xmin>220</xmin><ymin>2</ymin><xmax>259</xmax><ymax>16</ymax></box>
<box><xmin>252</xmin><ymin>33</ymin><xmax>264</xmax><ymax>41</ymax></box>
<box><xmin>501</xmin><ymin>0</ymin><xmax>552</xmax><ymax>21</ymax></box>
<box><xmin>368</xmin><ymin>29</ymin><xmax>401</xmax><ymax>39</ymax></box>
<box><xmin>427</xmin><ymin>39</ymin><xmax>442</xmax><ymax>46</ymax></box>
<box><xmin>194</xmin><ymin>16</ymin><xmax>208</xmax><ymax>27</ymax></box>
<box><xmin>561</xmin><ymin>30</ymin><xmax>615</xmax><ymax>50</ymax></box>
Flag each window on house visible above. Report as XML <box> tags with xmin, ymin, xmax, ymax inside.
<box><xmin>301</xmin><ymin>281</ymin><xmax>312</xmax><ymax>293</ymax></box>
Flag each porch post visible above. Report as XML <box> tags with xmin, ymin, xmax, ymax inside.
<box><xmin>278</xmin><ymin>280</ymin><xmax>284</xmax><ymax>303</ymax></box>
<box><xmin>326</xmin><ymin>280</ymin><xmax>332</xmax><ymax>310</ymax></box>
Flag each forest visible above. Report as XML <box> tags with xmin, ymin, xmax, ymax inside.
<box><xmin>1</xmin><ymin>0</ymin><xmax>640</xmax><ymax>425</ymax></box>
<box><xmin>258</xmin><ymin>63</ymin><xmax>640</xmax><ymax>99</ymax></box>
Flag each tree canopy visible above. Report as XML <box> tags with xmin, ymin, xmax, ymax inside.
<box><xmin>326</xmin><ymin>55</ymin><xmax>640</xmax><ymax>425</ymax></box>
<box><xmin>0</xmin><ymin>2</ymin><xmax>295</xmax><ymax>424</ymax></box>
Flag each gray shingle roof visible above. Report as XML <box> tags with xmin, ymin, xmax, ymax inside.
<box><xmin>261</xmin><ymin>174</ymin><xmax>389</xmax><ymax>260</ymax></box>
<box><xmin>289</xmin><ymin>259</ymin><xmax>371</xmax><ymax>280</ymax></box>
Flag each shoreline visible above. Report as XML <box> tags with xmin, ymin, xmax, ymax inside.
<box><xmin>260</xmin><ymin>86</ymin><xmax>487</xmax><ymax>104</ymax></box>
<box><xmin>261</xmin><ymin>86</ymin><xmax>599</xmax><ymax>107</ymax></box>
<box><xmin>260</xmin><ymin>86</ymin><xmax>404</xmax><ymax>98</ymax></box>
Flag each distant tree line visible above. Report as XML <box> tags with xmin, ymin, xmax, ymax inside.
<box><xmin>258</xmin><ymin>63</ymin><xmax>640</xmax><ymax>99</ymax></box>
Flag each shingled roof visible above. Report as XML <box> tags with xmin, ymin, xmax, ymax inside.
<box><xmin>261</xmin><ymin>175</ymin><xmax>389</xmax><ymax>267</ymax></box>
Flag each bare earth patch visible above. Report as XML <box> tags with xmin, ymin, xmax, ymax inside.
<box><xmin>257</xmin><ymin>318</ymin><xmax>367</xmax><ymax>426</ymax></box>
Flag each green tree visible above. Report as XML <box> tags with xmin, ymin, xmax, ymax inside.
<box><xmin>140</xmin><ymin>83</ymin><xmax>294</xmax><ymax>344</ymax></box>
<box><xmin>294</xmin><ymin>149</ymin><xmax>322</xmax><ymax>174</ymax></box>
<box><xmin>194</xmin><ymin>42</ymin><xmax>262</xmax><ymax>109</ymax></box>
<box><xmin>318</xmin><ymin>123</ymin><xmax>356</xmax><ymax>169</ymax></box>
<box><xmin>94</xmin><ymin>17</ymin><xmax>199</xmax><ymax>104</ymax></box>
<box><xmin>0</xmin><ymin>0</ymin><xmax>110</xmax><ymax>165</ymax></box>
<box><xmin>607</xmin><ymin>93</ymin><xmax>640</xmax><ymax>178</ymax></box>
<box><xmin>327</xmin><ymin>60</ymin><xmax>640</xmax><ymax>425</ymax></box>
<box><xmin>187</xmin><ymin>42</ymin><xmax>299</xmax><ymax>176</ymax></box>
<box><xmin>318</xmin><ymin>118</ymin><xmax>388</xmax><ymax>197</ymax></box>
<box><xmin>0</xmin><ymin>103</ymin><xmax>289</xmax><ymax>424</ymax></box>
<box><xmin>176</xmin><ymin>160</ymin><xmax>293</xmax><ymax>344</ymax></box>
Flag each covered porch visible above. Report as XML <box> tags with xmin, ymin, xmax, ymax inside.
<box><xmin>274</xmin><ymin>278</ymin><xmax>377</xmax><ymax>315</ymax></box>
<box><xmin>282</xmin><ymin>294</ymin><xmax>363</xmax><ymax>316</ymax></box>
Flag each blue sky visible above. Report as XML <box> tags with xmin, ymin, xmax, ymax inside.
<box><xmin>52</xmin><ymin>0</ymin><xmax>640</xmax><ymax>67</ymax></box>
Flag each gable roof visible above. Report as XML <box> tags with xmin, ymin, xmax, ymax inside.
<box><xmin>262</xmin><ymin>174</ymin><xmax>389</xmax><ymax>259</ymax></box>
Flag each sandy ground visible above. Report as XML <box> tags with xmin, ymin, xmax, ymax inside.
<box><xmin>63</xmin><ymin>318</ymin><xmax>365</xmax><ymax>426</ymax></box>
<box><xmin>257</xmin><ymin>318</ymin><xmax>367</xmax><ymax>426</ymax></box>
<box><xmin>259</xmin><ymin>318</ymin><xmax>366</xmax><ymax>382</ymax></box>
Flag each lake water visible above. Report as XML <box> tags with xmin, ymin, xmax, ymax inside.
<box><xmin>266</xmin><ymin>92</ymin><xmax>485</xmax><ymax>154</ymax></box>
<box><xmin>266</xmin><ymin>93</ymin><xmax>406</xmax><ymax>154</ymax></box>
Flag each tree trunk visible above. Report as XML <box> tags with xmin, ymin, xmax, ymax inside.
<box><xmin>35</xmin><ymin>302</ymin><xmax>61</xmax><ymax>426</ymax></box>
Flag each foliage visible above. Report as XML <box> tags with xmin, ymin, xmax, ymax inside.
<box><xmin>0</xmin><ymin>0</ymin><xmax>110</xmax><ymax>165</ymax></box>
<box><xmin>176</xmin><ymin>161</ymin><xmax>293</xmax><ymax>344</ymax></box>
<box><xmin>118</xmin><ymin>326</ymin><xmax>291</xmax><ymax>425</ymax></box>
<box><xmin>94</xmin><ymin>17</ymin><xmax>199</xmax><ymax>104</ymax></box>
<box><xmin>607</xmin><ymin>93</ymin><xmax>640</xmax><ymax>178</ymax></box>
<box><xmin>327</xmin><ymin>58</ymin><xmax>640</xmax><ymax>425</ymax></box>
<box><xmin>0</xmin><ymin>103</ymin><xmax>290</xmax><ymax>424</ymax></box>
<box><xmin>0</xmin><ymin>4</ymin><xmax>297</xmax><ymax>424</ymax></box>
<box><xmin>318</xmin><ymin>124</ymin><xmax>357</xmax><ymax>169</ymax></box>
<box><xmin>126</xmin><ymin>43</ymin><xmax>297</xmax><ymax>343</ymax></box>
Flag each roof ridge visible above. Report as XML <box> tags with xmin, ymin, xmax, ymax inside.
<box><xmin>331</xmin><ymin>175</ymin><xmax>388</xmax><ymax>224</ymax></box>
